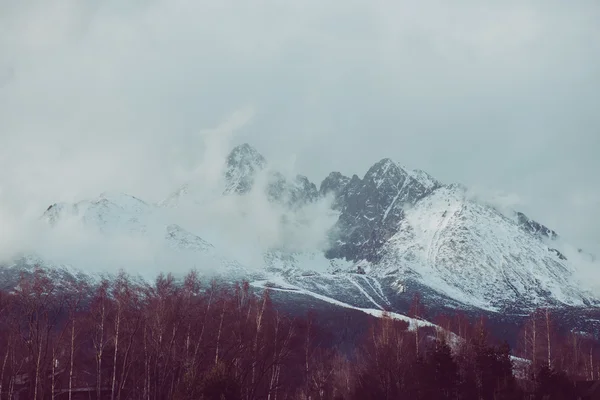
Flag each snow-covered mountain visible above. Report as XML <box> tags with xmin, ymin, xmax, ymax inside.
<box><xmin>374</xmin><ymin>185</ymin><xmax>590</xmax><ymax>310</ymax></box>
<box><xmin>4</xmin><ymin>143</ymin><xmax>598</xmax><ymax>325</ymax></box>
<box><xmin>322</xmin><ymin>158</ymin><xmax>442</xmax><ymax>262</ymax></box>
<box><xmin>37</xmin><ymin>192</ymin><xmax>250</xmax><ymax>281</ymax></box>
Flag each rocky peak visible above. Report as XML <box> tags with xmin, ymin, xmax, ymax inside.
<box><xmin>407</xmin><ymin>169</ymin><xmax>440</xmax><ymax>191</ymax></box>
<box><xmin>319</xmin><ymin>172</ymin><xmax>351</xmax><ymax>203</ymax></box>
<box><xmin>325</xmin><ymin>158</ymin><xmax>439</xmax><ymax>263</ymax></box>
<box><xmin>266</xmin><ymin>173</ymin><xmax>319</xmax><ymax>208</ymax></box>
<box><xmin>292</xmin><ymin>175</ymin><xmax>319</xmax><ymax>202</ymax></box>
<box><xmin>363</xmin><ymin>158</ymin><xmax>407</xmax><ymax>189</ymax></box>
<box><xmin>222</xmin><ymin>144</ymin><xmax>319</xmax><ymax>208</ymax></box>
<box><xmin>515</xmin><ymin>211</ymin><xmax>558</xmax><ymax>240</ymax></box>
<box><xmin>224</xmin><ymin>143</ymin><xmax>267</xmax><ymax>194</ymax></box>
<box><xmin>42</xmin><ymin>202</ymin><xmax>74</xmax><ymax>226</ymax></box>
<box><xmin>227</xmin><ymin>143</ymin><xmax>266</xmax><ymax>166</ymax></box>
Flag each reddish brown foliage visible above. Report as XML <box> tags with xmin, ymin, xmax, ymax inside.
<box><xmin>0</xmin><ymin>272</ymin><xmax>598</xmax><ymax>400</ymax></box>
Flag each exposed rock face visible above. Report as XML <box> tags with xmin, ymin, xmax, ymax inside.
<box><xmin>266</xmin><ymin>172</ymin><xmax>319</xmax><ymax>208</ymax></box>
<box><xmin>515</xmin><ymin>211</ymin><xmax>558</xmax><ymax>240</ymax></box>
<box><xmin>322</xmin><ymin>158</ymin><xmax>440</xmax><ymax>262</ymax></box>
<box><xmin>320</xmin><ymin>172</ymin><xmax>351</xmax><ymax>200</ymax></box>
<box><xmin>223</xmin><ymin>144</ymin><xmax>319</xmax><ymax>209</ymax></box>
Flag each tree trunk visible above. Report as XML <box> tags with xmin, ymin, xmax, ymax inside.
<box><xmin>531</xmin><ymin>316</ymin><xmax>537</xmax><ymax>372</ymax></box>
<box><xmin>268</xmin><ymin>316</ymin><xmax>279</xmax><ymax>400</ymax></box>
<box><xmin>52</xmin><ymin>347</ymin><xmax>57</xmax><ymax>400</ymax></box>
<box><xmin>591</xmin><ymin>347</ymin><xmax>594</xmax><ymax>380</ymax></box>
<box><xmin>304</xmin><ymin>318</ymin><xmax>311</xmax><ymax>398</ymax></box>
<box><xmin>118</xmin><ymin>319</ymin><xmax>140</xmax><ymax>400</ymax></box>
<box><xmin>0</xmin><ymin>344</ymin><xmax>9</xmax><ymax>398</ymax></box>
<box><xmin>97</xmin><ymin>299</ymin><xmax>105</xmax><ymax>400</ymax></box>
<box><xmin>69</xmin><ymin>319</ymin><xmax>75</xmax><ymax>400</ymax></box>
<box><xmin>415</xmin><ymin>325</ymin><xmax>420</xmax><ymax>357</ymax></box>
<box><xmin>8</xmin><ymin>375</ymin><xmax>14</xmax><ymax>400</ymax></box>
<box><xmin>545</xmin><ymin>308</ymin><xmax>552</xmax><ymax>367</ymax></box>
<box><xmin>215</xmin><ymin>304</ymin><xmax>225</xmax><ymax>365</ymax></box>
<box><xmin>34</xmin><ymin>336</ymin><xmax>42</xmax><ymax>400</ymax></box>
<box><xmin>573</xmin><ymin>334</ymin><xmax>579</xmax><ymax>375</ymax></box>
<box><xmin>252</xmin><ymin>293</ymin><xmax>268</xmax><ymax>390</ymax></box>
<box><xmin>143</xmin><ymin>324</ymin><xmax>150</xmax><ymax>400</ymax></box>
<box><xmin>111</xmin><ymin>308</ymin><xmax>121</xmax><ymax>400</ymax></box>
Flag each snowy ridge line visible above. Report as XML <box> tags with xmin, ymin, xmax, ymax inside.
<box><xmin>28</xmin><ymin>143</ymin><xmax>599</xmax><ymax>316</ymax></box>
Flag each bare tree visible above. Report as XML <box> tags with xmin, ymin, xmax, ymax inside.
<box><xmin>15</xmin><ymin>268</ymin><xmax>62</xmax><ymax>400</ymax></box>
<box><xmin>89</xmin><ymin>279</ymin><xmax>110</xmax><ymax>399</ymax></box>
<box><xmin>543</xmin><ymin>308</ymin><xmax>554</xmax><ymax>368</ymax></box>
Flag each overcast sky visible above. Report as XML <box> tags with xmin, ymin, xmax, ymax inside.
<box><xmin>0</xmin><ymin>0</ymin><xmax>599</xmax><ymax>254</ymax></box>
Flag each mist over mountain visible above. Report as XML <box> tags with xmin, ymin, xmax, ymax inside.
<box><xmin>2</xmin><ymin>3</ymin><xmax>599</xmax><ymax>397</ymax></box>
<box><xmin>1</xmin><ymin>142</ymin><xmax>598</xmax><ymax>334</ymax></box>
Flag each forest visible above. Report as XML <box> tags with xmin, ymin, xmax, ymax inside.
<box><xmin>0</xmin><ymin>267</ymin><xmax>599</xmax><ymax>400</ymax></box>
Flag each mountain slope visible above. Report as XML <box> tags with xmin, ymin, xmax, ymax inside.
<box><xmin>5</xmin><ymin>143</ymin><xmax>597</xmax><ymax>323</ymax></box>
<box><xmin>373</xmin><ymin>185</ymin><xmax>591</xmax><ymax>310</ymax></box>
<box><xmin>323</xmin><ymin>158</ymin><xmax>442</xmax><ymax>262</ymax></box>
<box><xmin>39</xmin><ymin>192</ymin><xmax>250</xmax><ymax>280</ymax></box>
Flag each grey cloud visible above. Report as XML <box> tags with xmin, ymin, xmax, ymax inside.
<box><xmin>0</xmin><ymin>0</ymin><xmax>598</xmax><ymax>258</ymax></box>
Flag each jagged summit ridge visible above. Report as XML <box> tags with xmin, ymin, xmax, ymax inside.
<box><xmin>224</xmin><ymin>143</ymin><xmax>319</xmax><ymax>207</ymax></box>
<box><xmin>163</xmin><ymin>143</ymin><xmax>320</xmax><ymax>209</ymax></box>
<box><xmin>319</xmin><ymin>172</ymin><xmax>350</xmax><ymax>198</ymax></box>
<box><xmin>16</xmin><ymin>143</ymin><xmax>598</xmax><ymax>315</ymax></box>
<box><xmin>406</xmin><ymin>169</ymin><xmax>440</xmax><ymax>191</ymax></box>
<box><xmin>155</xmin><ymin>146</ymin><xmax>595</xmax><ymax>310</ymax></box>
<box><xmin>323</xmin><ymin>158</ymin><xmax>442</xmax><ymax>262</ymax></box>
<box><xmin>515</xmin><ymin>211</ymin><xmax>558</xmax><ymax>240</ymax></box>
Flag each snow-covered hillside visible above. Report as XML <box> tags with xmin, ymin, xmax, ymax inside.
<box><xmin>375</xmin><ymin>185</ymin><xmax>592</xmax><ymax>310</ymax></box>
<box><xmin>39</xmin><ymin>192</ymin><xmax>251</xmax><ymax>280</ymax></box>
<box><xmin>4</xmin><ymin>143</ymin><xmax>598</xmax><ymax>321</ymax></box>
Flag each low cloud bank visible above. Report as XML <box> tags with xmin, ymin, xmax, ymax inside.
<box><xmin>0</xmin><ymin>108</ymin><xmax>339</xmax><ymax>278</ymax></box>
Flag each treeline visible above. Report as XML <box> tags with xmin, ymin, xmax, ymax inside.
<box><xmin>0</xmin><ymin>268</ymin><xmax>598</xmax><ymax>399</ymax></box>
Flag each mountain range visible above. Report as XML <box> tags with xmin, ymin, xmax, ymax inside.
<box><xmin>2</xmin><ymin>143</ymin><xmax>599</xmax><ymax>339</ymax></box>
